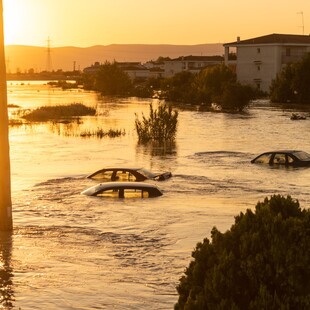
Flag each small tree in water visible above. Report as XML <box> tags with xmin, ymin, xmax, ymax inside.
<box><xmin>135</xmin><ymin>103</ymin><xmax>178</xmax><ymax>144</ymax></box>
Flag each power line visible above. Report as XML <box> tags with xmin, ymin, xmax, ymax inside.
<box><xmin>46</xmin><ymin>36</ymin><xmax>53</xmax><ymax>72</ymax></box>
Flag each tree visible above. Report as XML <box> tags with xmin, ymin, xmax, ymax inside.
<box><xmin>175</xmin><ymin>195</ymin><xmax>310</xmax><ymax>310</ymax></box>
<box><xmin>193</xmin><ymin>64</ymin><xmax>254</xmax><ymax>110</ymax></box>
<box><xmin>270</xmin><ymin>52</ymin><xmax>310</xmax><ymax>104</ymax></box>
<box><xmin>269</xmin><ymin>63</ymin><xmax>296</xmax><ymax>103</ymax></box>
<box><xmin>163</xmin><ymin>71</ymin><xmax>196</xmax><ymax>103</ymax></box>
<box><xmin>93</xmin><ymin>61</ymin><xmax>132</xmax><ymax>96</ymax></box>
<box><xmin>0</xmin><ymin>0</ymin><xmax>13</xmax><ymax>230</ymax></box>
<box><xmin>292</xmin><ymin>53</ymin><xmax>310</xmax><ymax>103</ymax></box>
<box><xmin>220</xmin><ymin>82</ymin><xmax>254</xmax><ymax>112</ymax></box>
<box><xmin>194</xmin><ymin>64</ymin><xmax>236</xmax><ymax>104</ymax></box>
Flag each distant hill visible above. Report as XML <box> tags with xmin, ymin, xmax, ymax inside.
<box><xmin>5</xmin><ymin>44</ymin><xmax>224</xmax><ymax>73</ymax></box>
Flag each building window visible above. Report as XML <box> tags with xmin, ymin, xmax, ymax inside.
<box><xmin>286</xmin><ymin>48</ymin><xmax>291</xmax><ymax>56</ymax></box>
<box><xmin>257</xmin><ymin>66</ymin><xmax>260</xmax><ymax>71</ymax></box>
<box><xmin>257</xmin><ymin>48</ymin><xmax>261</xmax><ymax>54</ymax></box>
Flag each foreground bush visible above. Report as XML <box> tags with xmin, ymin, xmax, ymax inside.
<box><xmin>135</xmin><ymin>103</ymin><xmax>178</xmax><ymax>143</ymax></box>
<box><xmin>23</xmin><ymin>103</ymin><xmax>96</xmax><ymax>121</ymax></box>
<box><xmin>175</xmin><ymin>195</ymin><xmax>310</xmax><ymax>309</ymax></box>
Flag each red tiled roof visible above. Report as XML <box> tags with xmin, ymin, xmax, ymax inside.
<box><xmin>224</xmin><ymin>33</ymin><xmax>310</xmax><ymax>46</ymax></box>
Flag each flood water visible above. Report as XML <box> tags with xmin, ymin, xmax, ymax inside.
<box><xmin>3</xmin><ymin>81</ymin><xmax>310</xmax><ymax>309</ymax></box>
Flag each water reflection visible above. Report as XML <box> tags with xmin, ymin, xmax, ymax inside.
<box><xmin>0</xmin><ymin>232</ymin><xmax>14</xmax><ymax>309</ymax></box>
<box><xmin>136</xmin><ymin>141</ymin><xmax>177</xmax><ymax>157</ymax></box>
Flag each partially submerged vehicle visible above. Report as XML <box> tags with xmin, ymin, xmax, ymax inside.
<box><xmin>81</xmin><ymin>182</ymin><xmax>163</xmax><ymax>198</ymax></box>
<box><xmin>290</xmin><ymin>113</ymin><xmax>307</xmax><ymax>120</ymax></box>
<box><xmin>87</xmin><ymin>167</ymin><xmax>172</xmax><ymax>182</ymax></box>
<box><xmin>251</xmin><ymin>150</ymin><xmax>310</xmax><ymax>167</ymax></box>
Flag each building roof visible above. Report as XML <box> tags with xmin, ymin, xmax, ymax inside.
<box><xmin>224</xmin><ymin>33</ymin><xmax>310</xmax><ymax>46</ymax></box>
<box><xmin>168</xmin><ymin>55</ymin><xmax>224</xmax><ymax>62</ymax></box>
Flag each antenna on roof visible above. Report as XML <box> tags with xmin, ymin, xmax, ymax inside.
<box><xmin>297</xmin><ymin>11</ymin><xmax>304</xmax><ymax>35</ymax></box>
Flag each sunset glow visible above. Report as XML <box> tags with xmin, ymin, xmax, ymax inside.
<box><xmin>3</xmin><ymin>0</ymin><xmax>310</xmax><ymax>47</ymax></box>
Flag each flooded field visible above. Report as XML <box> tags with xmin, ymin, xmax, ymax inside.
<box><xmin>3</xmin><ymin>81</ymin><xmax>310</xmax><ymax>309</ymax></box>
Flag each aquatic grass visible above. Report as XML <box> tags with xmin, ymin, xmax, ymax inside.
<box><xmin>22</xmin><ymin>103</ymin><xmax>96</xmax><ymax>122</ymax></box>
<box><xmin>80</xmin><ymin>128</ymin><xmax>125</xmax><ymax>138</ymax></box>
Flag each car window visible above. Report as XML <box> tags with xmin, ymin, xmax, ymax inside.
<box><xmin>287</xmin><ymin>155</ymin><xmax>294</xmax><ymax>164</ymax></box>
<box><xmin>91</xmin><ymin>170</ymin><xmax>114</xmax><ymax>181</ymax></box>
<box><xmin>97</xmin><ymin>188</ymin><xmax>149</xmax><ymax>198</ymax></box>
<box><xmin>273</xmin><ymin>154</ymin><xmax>286</xmax><ymax>164</ymax></box>
<box><xmin>96</xmin><ymin>189</ymin><xmax>119</xmax><ymax>197</ymax></box>
<box><xmin>254</xmin><ymin>153</ymin><xmax>272</xmax><ymax>164</ymax></box>
<box><xmin>115</xmin><ymin>171</ymin><xmax>137</xmax><ymax>181</ymax></box>
<box><xmin>123</xmin><ymin>188</ymin><xmax>145</xmax><ymax>198</ymax></box>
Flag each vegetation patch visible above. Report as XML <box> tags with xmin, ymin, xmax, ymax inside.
<box><xmin>22</xmin><ymin>103</ymin><xmax>96</xmax><ymax>122</ymax></box>
<box><xmin>47</xmin><ymin>80</ymin><xmax>81</xmax><ymax>90</ymax></box>
<box><xmin>8</xmin><ymin>104</ymin><xmax>20</xmax><ymax>108</ymax></box>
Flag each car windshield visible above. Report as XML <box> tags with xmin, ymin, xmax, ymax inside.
<box><xmin>137</xmin><ymin>168</ymin><xmax>156</xmax><ymax>178</ymax></box>
<box><xmin>254</xmin><ymin>153</ymin><xmax>272</xmax><ymax>164</ymax></box>
<box><xmin>294</xmin><ymin>151</ymin><xmax>310</xmax><ymax>160</ymax></box>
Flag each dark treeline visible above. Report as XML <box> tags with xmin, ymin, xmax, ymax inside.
<box><xmin>82</xmin><ymin>61</ymin><xmax>257</xmax><ymax>112</ymax></box>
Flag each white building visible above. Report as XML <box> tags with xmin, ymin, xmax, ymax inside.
<box><xmin>224</xmin><ymin>33</ymin><xmax>310</xmax><ymax>92</ymax></box>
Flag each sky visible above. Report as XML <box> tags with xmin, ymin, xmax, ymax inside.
<box><xmin>3</xmin><ymin>0</ymin><xmax>310</xmax><ymax>47</ymax></box>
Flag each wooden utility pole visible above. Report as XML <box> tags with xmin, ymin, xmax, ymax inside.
<box><xmin>0</xmin><ymin>0</ymin><xmax>13</xmax><ymax>230</ymax></box>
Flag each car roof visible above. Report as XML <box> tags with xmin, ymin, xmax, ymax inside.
<box><xmin>94</xmin><ymin>168</ymin><xmax>142</xmax><ymax>171</ymax></box>
<box><xmin>263</xmin><ymin>150</ymin><xmax>302</xmax><ymax>154</ymax></box>
<box><xmin>81</xmin><ymin>181</ymin><xmax>160</xmax><ymax>195</ymax></box>
<box><xmin>97</xmin><ymin>181</ymin><xmax>158</xmax><ymax>189</ymax></box>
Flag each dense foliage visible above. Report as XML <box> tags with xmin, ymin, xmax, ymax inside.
<box><xmin>163</xmin><ymin>71</ymin><xmax>197</xmax><ymax>103</ymax></box>
<box><xmin>175</xmin><ymin>195</ymin><xmax>310</xmax><ymax>310</ymax></box>
<box><xmin>164</xmin><ymin>65</ymin><xmax>254</xmax><ymax>111</ymax></box>
<box><xmin>83</xmin><ymin>61</ymin><xmax>132</xmax><ymax>96</ymax></box>
<box><xmin>270</xmin><ymin>52</ymin><xmax>310</xmax><ymax>104</ymax></box>
<box><xmin>135</xmin><ymin>103</ymin><xmax>178</xmax><ymax>143</ymax></box>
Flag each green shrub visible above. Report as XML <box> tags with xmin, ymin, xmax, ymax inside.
<box><xmin>135</xmin><ymin>103</ymin><xmax>178</xmax><ymax>143</ymax></box>
<box><xmin>175</xmin><ymin>195</ymin><xmax>310</xmax><ymax>310</ymax></box>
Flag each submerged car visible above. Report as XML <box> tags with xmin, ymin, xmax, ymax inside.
<box><xmin>251</xmin><ymin>150</ymin><xmax>310</xmax><ymax>167</ymax></box>
<box><xmin>81</xmin><ymin>182</ymin><xmax>163</xmax><ymax>198</ymax></box>
<box><xmin>87</xmin><ymin>167</ymin><xmax>172</xmax><ymax>182</ymax></box>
